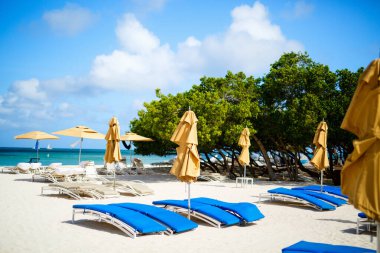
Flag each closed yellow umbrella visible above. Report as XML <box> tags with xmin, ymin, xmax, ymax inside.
<box><xmin>15</xmin><ymin>131</ymin><xmax>59</xmax><ymax>160</ymax></box>
<box><xmin>104</xmin><ymin>117</ymin><xmax>122</xmax><ymax>163</ymax></box>
<box><xmin>310</xmin><ymin>121</ymin><xmax>329</xmax><ymax>190</ymax></box>
<box><xmin>340</xmin><ymin>59</ymin><xmax>380</xmax><ymax>251</ymax></box>
<box><xmin>238</xmin><ymin>128</ymin><xmax>250</xmax><ymax>179</ymax></box>
<box><xmin>53</xmin><ymin>125</ymin><xmax>105</xmax><ymax>163</ymax></box>
<box><xmin>104</xmin><ymin>117</ymin><xmax>122</xmax><ymax>189</ymax></box>
<box><xmin>170</xmin><ymin>110</ymin><xmax>200</xmax><ymax>218</ymax></box>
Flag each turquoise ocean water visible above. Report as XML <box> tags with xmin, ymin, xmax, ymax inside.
<box><xmin>0</xmin><ymin>147</ymin><xmax>176</xmax><ymax>166</ymax></box>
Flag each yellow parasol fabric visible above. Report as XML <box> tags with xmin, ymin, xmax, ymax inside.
<box><xmin>170</xmin><ymin>110</ymin><xmax>200</xmax><ymax>183</ymax></box>
<box><xmin>238</xmin><ymin>128</ymin><xmax>251</xmax><ymax>166</ymax></box>
<box><xmin>104</xmin><ymin>117</ymin><xmax>122</xmax><ymax>163</ymax></box>
<box><xmin>15</xmin><ymin>131</ymin><xmax>59</xmax><ymax>140</ymax></box>
<box><xmin>15</xmin><ymin>131</ymin><xmax>59</xmax><ymax>159</ymax></box>
<box><xmin>310</xmin><ymin>121</ymin><xmax>329</xmax><ymax>171</ymax></box>
<box><xmin>340</xmin><ymin>59</ymin><xmax>380</xmax><ymax>222</ymax></box>
<box><xmin>120</xmin><ymin>132</ymin><xmax>154</xmax><ymax>142</ymax></box>
<box><xmin>53</xmin><ymin>125</ymin><xmax>105</xmax><ymax>163</ymax></box>
<box><xmin>53</xmin><ymin>125</ymin><xmax>105</xmax><ymax>139</ymax></box>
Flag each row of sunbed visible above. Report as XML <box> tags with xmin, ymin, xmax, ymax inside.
<box><xmin>72</xmin><ymin>198</ymin><xmax>375</xmax><ymax>252</ymax></box>
<box><xmin>72</xmin><ymin>198</ymin><xmax>265</xmax><ymax>238</ymax></box>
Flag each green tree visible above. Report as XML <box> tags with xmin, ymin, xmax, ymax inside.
<box><xmin>131</xmin><ymin>71</ymin><xmax>261</xmax><ymax>178</ymax></box>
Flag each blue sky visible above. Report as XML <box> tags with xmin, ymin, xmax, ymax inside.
<box><xmin>0</xmin><ymin>0</ymin><xmax>379</xmax><ymax>149</ymax></box>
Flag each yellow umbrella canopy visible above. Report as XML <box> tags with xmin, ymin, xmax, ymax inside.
<box><xmin>53</xmin><ymin>125</ymin><xmax>105</xmax><ymax>163</ymax></box>
<box><xmin>53</xmin><ymin>125</ymin><xmax>105</xmax><ymax>139</ymax></box>
<box><xmin>15</xmin><ymin>131</ymin><xmax>59</xmax><ymax>140</ymax></box>
<box><xmin>15</xmin><ymin>131</ymin><xmax>59</xmax><ymax>160</ymax></box>
<box><xmin>120</xmin><ymin>132</ymin><xmax>154</xmax><ymax>142</ymax></box>
<box><xmin>104</xmin><ymin>117</ymin><xmax>122</xmax><ymax>163</ymax></box>
<box><xmin>340</xmin><ymin>59</ymin><xmax>380</xmax><ymax>223</ymax></box>
<box><xmin>238</xmin><ymin>128</ymin><xmax>251</xmax><ymax>166</ymax></box>
<box><xmin>310</xmin><ymin>121</ymin><xmax>329</xmax><ymax>171</ymax></box>
<box><xmin>170</xmin><ymin>110</ymin><xmax>200</xmax><ymax>182</ymax></box>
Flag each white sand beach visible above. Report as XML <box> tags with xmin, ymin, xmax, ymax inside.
<box><xmin>0</xmin><ymin>168</ymin><xmax>376</xmax><ymax>253</ymax></box>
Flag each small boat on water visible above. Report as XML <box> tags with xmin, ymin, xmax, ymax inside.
<box><xmin>46</xmin><ymin>144</ymin><xmax>52</xmax><ymax>150</ymax></box>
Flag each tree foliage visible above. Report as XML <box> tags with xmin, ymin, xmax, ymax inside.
<box><xmin>130</xmin><ymin>52</ymin><xmax>364</xmax><ymax>182</ymax></box>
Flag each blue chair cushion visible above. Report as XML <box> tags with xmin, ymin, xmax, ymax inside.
<box><xmin>268</xmin><ymin>188</ymin><xmax>336</xmax><ymax>210</ymax></box>
<box><xmin>293</xmin><ymin>190</ymin><xmax>347</xmax><ymax>206</ymax></box>
<box><xmin>282</xmin><ymin>240</ymin><xmax>375</xmax><ymax>253</ymax></box>
<box><xmin>73</xmin><ymin>204</ymin><xmax>167</xmax><ymax>234</ymax></box>
<box><xmin>191</xmin><ymin>197</ymin><xmax>265</xmax><ymax>222</ymax></box>
<box><xmin>292</xmin><ymin>185</ymin><xmax>348</xmax><ymax>199</ymax></box>
<box><xmin>152</xmin><ymin>199</ymin><xmax>240</xmax><ymax>226</ymax></box>
<box><xmin>111</xmin><ymin>203</ymin><xmax>198</xmax><ymax>233</ymax></box>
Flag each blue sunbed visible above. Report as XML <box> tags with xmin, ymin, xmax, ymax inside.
<box><xmin>294</xmin><ymin>190</ymin><xmax>347</xmax><ymax>206</ymax></box>
<box><xmin>292</xmin><ymin>185</ymin><xmax>348</xmax><ymax>199</ymax></box>
<box><xmin>152</xmin><ymin>199</ymin><xmax>240</xmax><ymax>228</ymax></box>
<box><xmin>191</xmin><ymin>197</ymin><xmax>265</xmax><ymax>223</ymax></box>
<box><xmin>73</xmin><ymin>204</ymin><xmax>167</xmax><ymax>238</ymax></box>
<box><xmin>262</xmin><ymin>187</ymin><xmax>336</xmax><ymax>211</ymax></box>
<box><xmin>282</xmin><ymin>240</ymin><xmax>375</xmax><ymax>253</ymax></box>
<box><xmin>111</xmin><ymin>203</ymin><xmax>198</xmax><ymax>233</ymax></box>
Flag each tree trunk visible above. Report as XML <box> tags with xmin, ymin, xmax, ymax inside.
<box><xmin>252</xmin><ymin>134</ymin><xmax>275</xmax><ymax>180</ymax></box>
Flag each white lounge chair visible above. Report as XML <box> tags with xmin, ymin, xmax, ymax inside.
<box><xmin>11</xmin><ymin>163</ymin><xmax>31</xmax><ymax>174</ymax></box>
<box><xmin>41</xmin><ymin>181</ymin><xmax>120</xmax><ymax>199</ymax></box>
<box><xmin>102</xmin><ymin>180</ymin><xmax>154</xmax><ymax>196</ymax></box>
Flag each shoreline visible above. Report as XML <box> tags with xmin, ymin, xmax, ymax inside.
<box><xmin>0</xmin><ymin>167</ymin><xmax>376</xmax><ymax>253</ymax></box>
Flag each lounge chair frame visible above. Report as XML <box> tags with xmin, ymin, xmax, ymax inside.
<box><xmin>41</xmin><ymin>182</ymin><xmax>118</xmax><ymax>200</ymax></box>
<box><xmin>41</xmin><ymin>184</ymin><xmax>83</xmax><ymax>200</ymax></box>
<box><xmin>259</xmin><ymin>192</ymin><xmax>324</xmax><ymax>211</ymax></box>
<box><xmin>72</xmin><ymin>208</ymin><xmax>140</xmax><ymax>239</ymax></box>
<box><xmin>156</xmin><ymin>204</ymin><xmax>222</xmax><ymax>228</ymax></box>
<box><xmin>357</xmin><ymin>216</ymin><xmax>376</xmax><ymax>234</ymax></box>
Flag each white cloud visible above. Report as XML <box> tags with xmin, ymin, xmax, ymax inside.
<box><xmin>116</xmin><ymin>14</ymin><xmax>160</xmax><ymax>53</ymax></box>
<box><xmin>90</xmin><ymin>2</ymin><xmax>303</xmax><ymax>92</ymax></box>
<box><xmin>0</xmin><ymin>78</ymin><xmax>79</xmax><ymax>128</ymax></box>
<box><xmin>43</xmin><ymin>3</ymin><xmax>95</xmax><ymax>35</ymax></box>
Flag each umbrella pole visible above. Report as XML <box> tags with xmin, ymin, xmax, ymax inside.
<box><xmin>113</xmin><ymin>168</ymin><xmax>116</xmax><ymax>190</ymax></box>
<box><xmin>36</xmin><ymin>140</ymin><xmax>39</xmax><ymax>160</ymax></box>
<box><xmin>320</xmin><ymin>170</ymin><xmax>324</xmax><ymax>192</ymax></box>
<box><xmin>377</xmin><ymin>223</ymin><xmax>379</xmax><ymax>253</ymax></box>
<box><xmin>79</xmin><ymin>138</ymin><xmax>83</xmax><ymax>164</ymax></box>
<box><xmin>187</xmin><ymin>182</ymin><xmax>191</xmax><ymax>219</ymax></box>
<box><xmin>129</xmin><ymin>141</ymin><xmax>133</xmax><ymax>168</ymax></box>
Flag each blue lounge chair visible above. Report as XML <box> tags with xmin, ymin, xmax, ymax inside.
<box><xmin>72</xmin><ymin>204</ymin><xmax>168</xmax><ymax>238</ymax></box>
<box><xmin>152</xmin><ymin>199</ymin><xmax>241</xmax><ymax>228</ymax></box>
<box><xmin>259</xmin><ymin>187</ymin><xmax>336</xmax><ymax>211</ymax></box>
<box><xmin>293</xmin><ymin>190</ymin><xmax>347</xmax><ymax>206</ymax></box>
<box><xmin>282</xmin><ymin>240</ymin><xmax>375</xmax><ymax>252</ymax></box>
<box><xmin>191</xmin><ymin>197</ymin><xmax>265</xmax><ymax>223</ymax></box>
<box><xmin>111</xmin><ymin>203</ymin><xmax>198</xmax><ymax>234</ymax></box>
<box><xmin>292</xmin><ymin>185</ymin><xmax>348</xmax><ymax>199</ymax></box>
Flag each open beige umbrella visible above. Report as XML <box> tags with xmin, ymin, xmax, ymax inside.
<box><xmin>104</xmin><ymin>117</ymin><xmax>122</xmax><ymax>189</ymax></box>
<box><xmin>340</xmin><ymin>59</ymin><xmax>380</xmax><ymax>251</ymax></box>
<box><xmin>120</xmin><ymin>132</ymin><xmax>154</xmax><ymax>167</ymax></box>
<box><xmin>15</xmin><ymin>131</ymin><xmax>59</xmax><ymax>160</ymax></box>
<box><xmin>53</xmin><ymin>125</ymin><xmax>105</xmax><ymax>164</ymax></box>
<box><xmin>310</xmin><ymin>121</ymin><xmax>329</xmax><ymax>191</ymax></box>
<box><xmin>170</xmin><ymin>110</ymin><xmax>200</xmax><ymax>218</ymax></box>
<box><xmin>238</xmin><ymin>127</ymin><xmax>251</xmax><ymax>179</ymax></box>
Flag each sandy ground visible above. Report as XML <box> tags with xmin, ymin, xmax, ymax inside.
<box><xmin>0</xmin><ymin>167</ymin><xmax>376</xmax><ymax>253</ymax></box>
